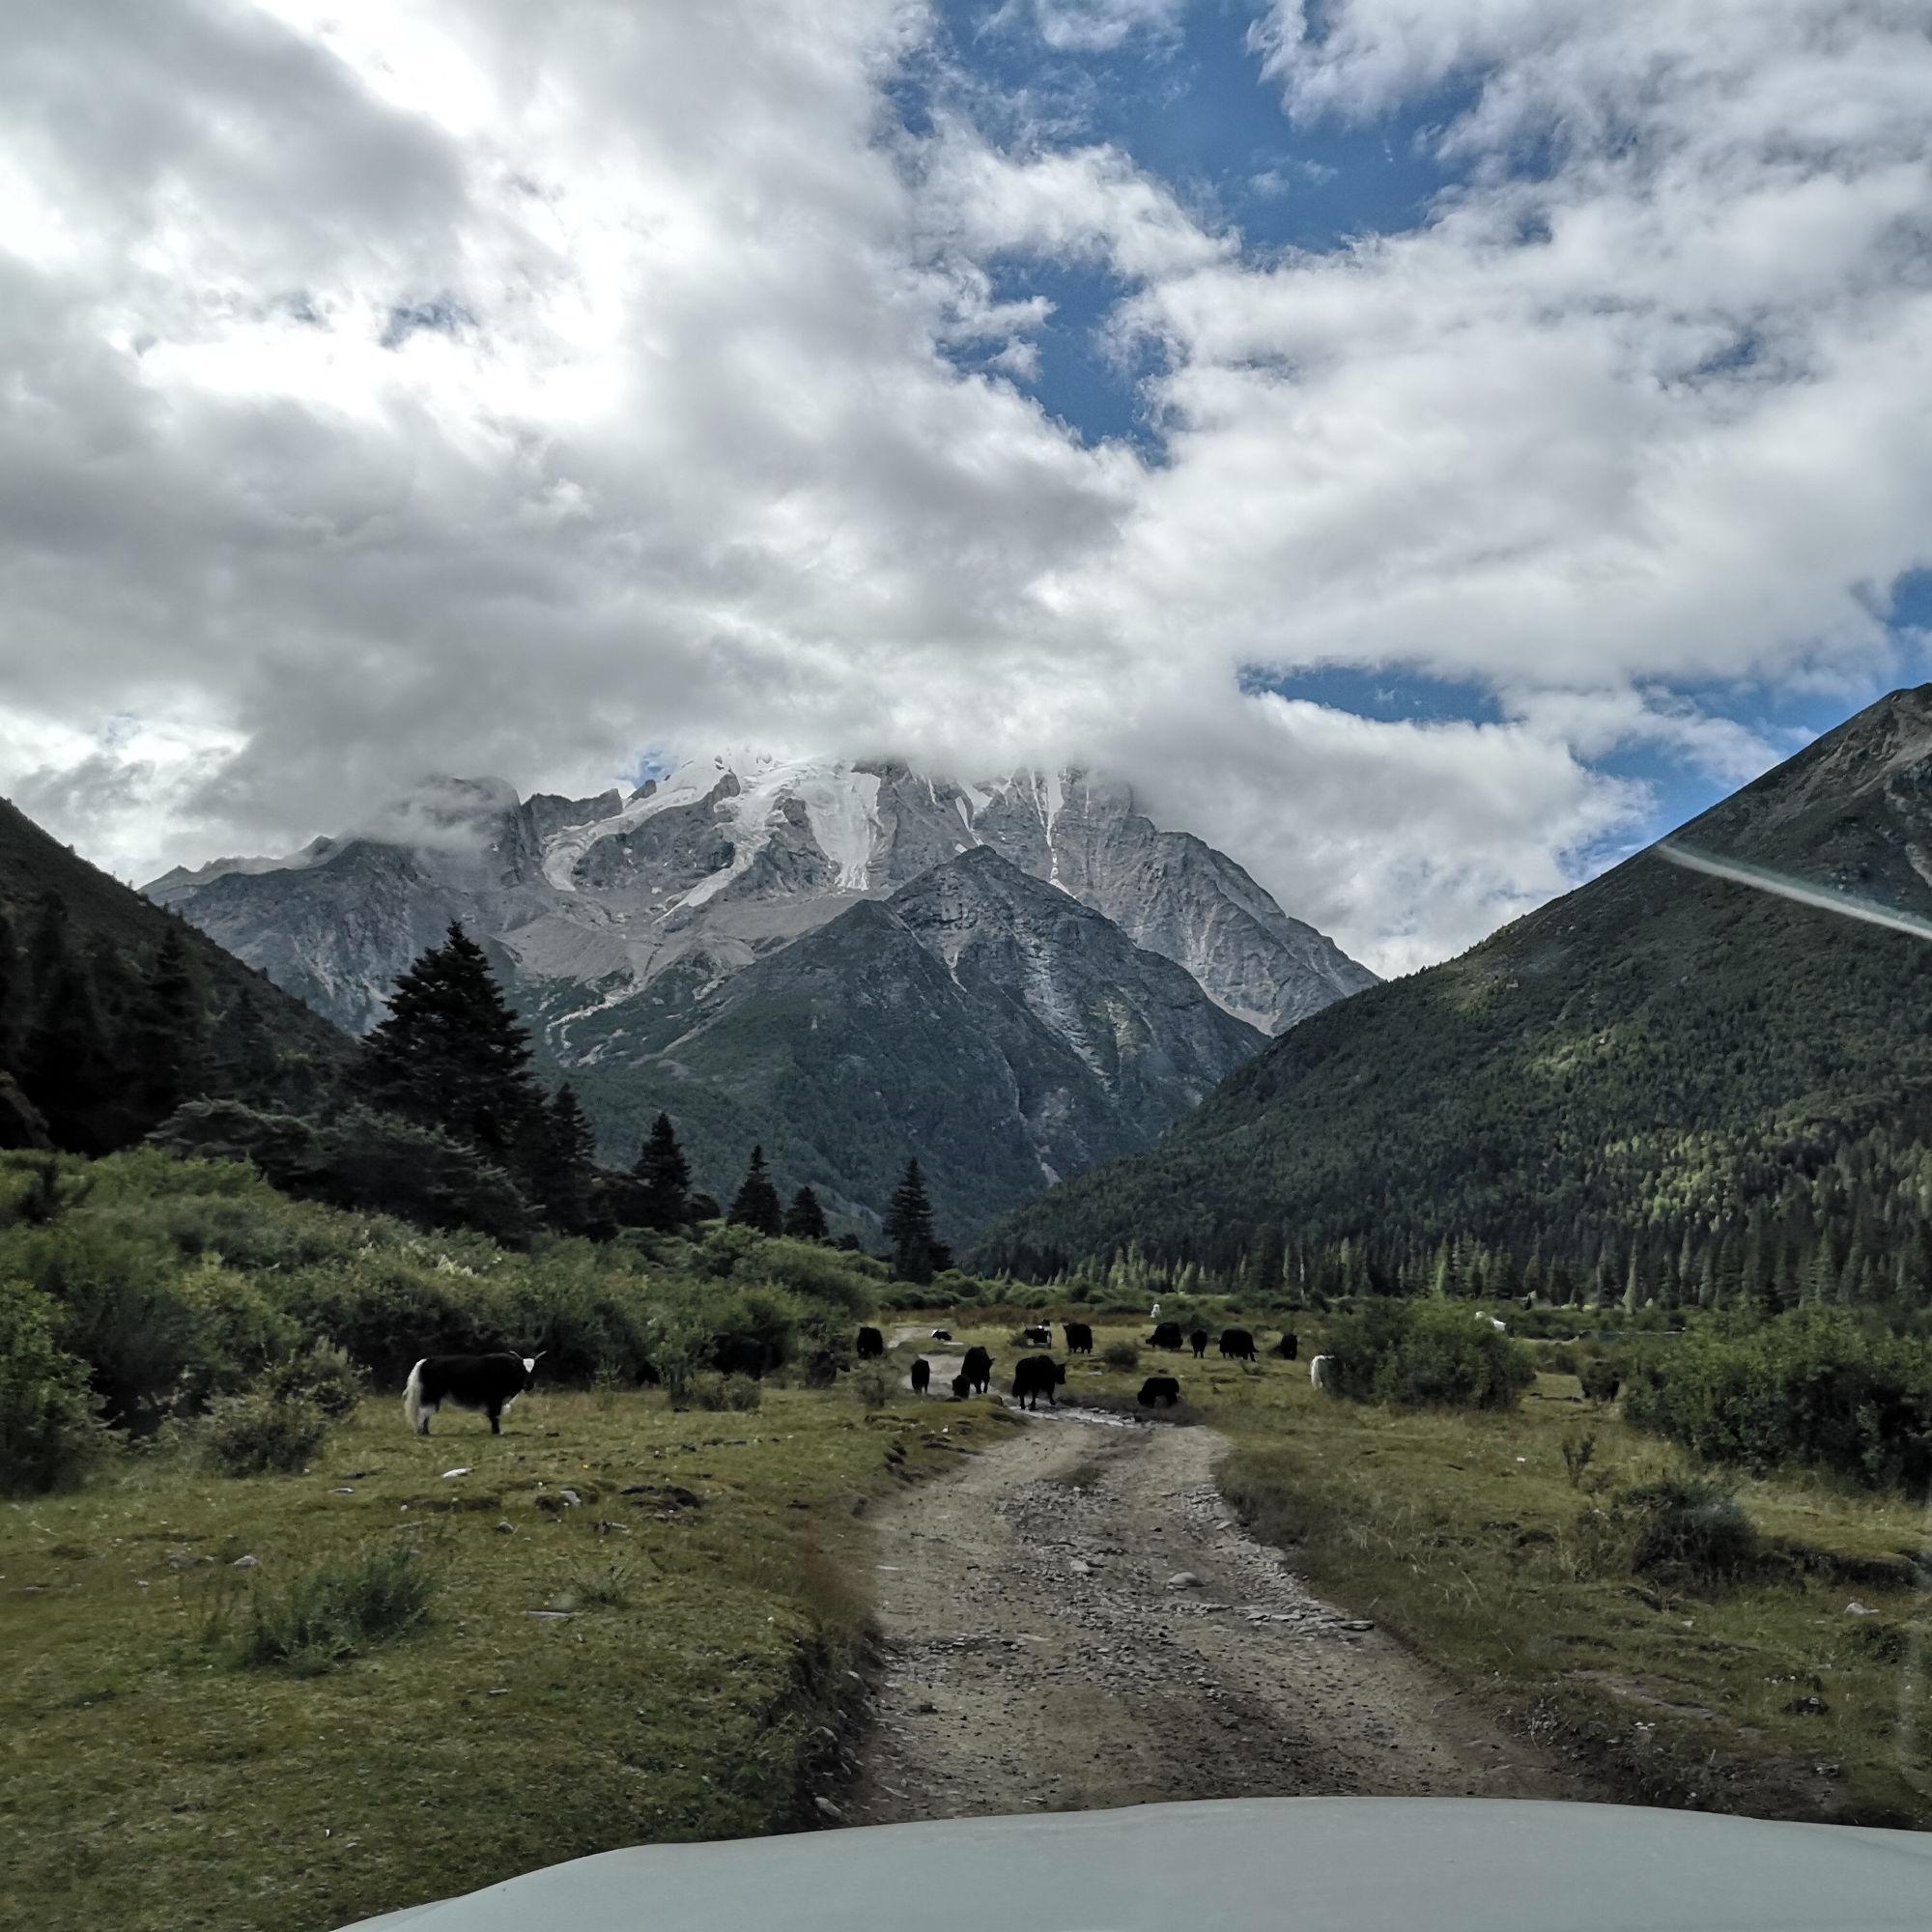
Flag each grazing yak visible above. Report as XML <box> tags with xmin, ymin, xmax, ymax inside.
<box><xmin>1219</xmin><ymin>1327</ymin><xmax>1258</xmax><ymax>1362</ymax></box>
<box><xmin>951</xmin><ymin>1371</ymin><xmax>972</xmax><ymax>1400</ymax></box>
<box><xmin>1064</xmin><ymin>1321</ymin><xmax>1094</xmax><ymax>1354</ymax></box>
<box><xmin>1273</xmin><ymin>1331</ymin><xmax>1299</xmax><ymax>1361</ymax></box>
<box><xmin>712</xmin><ymin>1331</ymin><xmax>782</xmax><ymax>1378</ymax></box>
<box><xmin>1310</xmin><ymin>1355</ymin><xmax>1332</xmax><ymax>1389</ymax></box>
<box><xmin>1023</xmin><ymin>1325</ymin><xmax>1053</xmax><ymax>1348</ymax></box>
<box><xmin>961</xmin><ymin>1346</ymin><xmax>995</xmax><ymax>1395</ymax></box>
<box><xmin>1137</xmin><ymin>1375</ymin><xmax>1181</xmax><ymax>1408</ymax></box>
<box><xmin>404</xmin><ymin>1351</ymin><xmax>541</xmax><ymax>1435</ymax></box>
<box><xmin>1011</xmin><ymin>1356</ymin><xmax>1066</xmax><ymax>1410</ymax></box>
<box><xmin>1189</xmin><ymin>1328</ymin><xmax>1208</xmax><ymax>1358</ymax></box>
<box><xmin>911</xmin><ymin>1357</ymin><xmax>931</xmax><ymax>1396</ymax></box>
<box><xmin>856</xmin><ymin>1325</ymin><xmax>886</xmax><ymax>1359</ymax></box>
<box><xmin>1147</xmin><ymin>1321</ymin><xmax>1185</xmax><ymax>1350</ymax></box>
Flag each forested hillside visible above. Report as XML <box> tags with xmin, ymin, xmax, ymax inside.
<box><xmin>974</xmin><ymin>688</ymin><xmax>1932</xmax><ymax>1311</ymax></box>
<box><xmin>0</xmin><ymin>796</ymin><xmax>346</xmax><ymax>1151</ymax></box>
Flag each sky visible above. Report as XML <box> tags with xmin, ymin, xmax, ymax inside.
<box><xmin>1</xmin><ymin>0</ymin><xmax>1928</xmax><ymax>973</ymax></box>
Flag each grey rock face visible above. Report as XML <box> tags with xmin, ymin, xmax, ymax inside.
<box><xmin>147</xmin><ymin>753</ymin><xmax>1373</xmax><ymax>1057</ymax></box>
<box><xmin>567</xmin><ymin>847</ymin><xmax>1267</xmax><ymax>1236</ymax></box>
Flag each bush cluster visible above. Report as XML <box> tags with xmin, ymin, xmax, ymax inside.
<box><xmin>1320</xmin><ymin>1298</ymin><xmax>1535</xmax><ymax>1410</ymax></box>
<box><xmin>0</xmin><ymin>1277</ymin><xmax>107</xmax><ymax>1494</ymax></box>
<box><xmin>191</xmin><ymin>1388</ymin><xmax>330</xmax><ymax>1476</ymax></box>
<box><xmin>0</xmin><ymin>1149</ymin><xmax>907</xmax><ymax>1490</ymax></box>
<box><xmin>1624</xmin><ymin>1310</ymin><xmax>1932</xmax><ymax>1489</ymax></box>
<box><xmin>1572</xmin><ymin>1478</ymin><xmax>1759</xmax><ymax>1589</ymax></box>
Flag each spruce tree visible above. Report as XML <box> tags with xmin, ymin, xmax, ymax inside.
<box><xmin>727</xmin><ymin>1145</ymin><xmax>783</xmax><ymax>1236</ymax></box>
<box><xmin>20</xmin><ymin>951</ymin><xmax>117</xmax><ymax>1151</ymax></box>
<box><xmin>354</xmin><ymin>923</ymin><xmax>541</xmax><ymax>1163</ymax></box>
<box><xmin>219</xmin><ymin>987</ymin><xmax>282</xmax><ymax>1102</ymax></box>
<box><xmin>0</xmin><ymin>904</ymin><xmax>20</xmax><ymax>1074</ymax></box>
<box><xmin>783</xmin><ymin>1184</ymin><xmax>829</xmax><ymax>1241</ymax></box>
<box><xmin>883</xmin><ymin>1156</ymin><xmax>937</xmax><ymax>1284</ymax></box>
<box><xmin>125</xmin><ymin>927</ymin><xmax>204</xmax><ymax>1128</ymax></box>
<box><xmin>533</xmin><ymin>1084</ymin><xmax>597</xmax><ymax>1232</ymax></box>
<box><xmin>633</xmin><ymin>1112</ymin><xmax>692</xmax><ymax>1232</ymax></box>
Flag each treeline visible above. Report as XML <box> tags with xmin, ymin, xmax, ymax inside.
<box><xmin>150</xmin><ymin>922</ymin><xmax>952</xmax><ymax>1266</ymax></box>
<box><xmin>0</xmin><ymin>894</ymin><xmax>327</xmax><ymax>1153</ymax></box>
<box><xmin>1011</xmin><ymin>1151</ymin><xmax>1932</xmax><ymax>1322</ymax></box>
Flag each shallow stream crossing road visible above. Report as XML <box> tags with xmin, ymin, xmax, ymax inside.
<box><xmin>851</xmin><ymin>1397</ymin><xmax>1599</xmax><ymax>1825</ymax></box>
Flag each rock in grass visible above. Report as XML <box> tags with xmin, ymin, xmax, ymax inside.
<box><xmin>1166</xmin><ymin>1571</ymin><xmax>1201</xmax><ymax>1589</ymax></box>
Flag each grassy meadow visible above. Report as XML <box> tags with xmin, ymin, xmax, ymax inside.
<box><xmin>2</xmin><ymin>1377</ymin><xmax>1017</xmax><ymax>1932</ymax></box>
<box><xmin>880</xmin><ymin>1313</ymin><xmax>1932</xmax><ymax>1829</ymax></box>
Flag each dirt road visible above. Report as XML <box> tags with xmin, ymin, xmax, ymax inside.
<box><xmin>851</xmin><ymin>1398</ymin><xmax>1597</xmax><ymax>1824</ymax></box>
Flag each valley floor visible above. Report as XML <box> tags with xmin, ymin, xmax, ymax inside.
<box><xmin>852</xmin><ymin>1409</ymin><xmax>1595</xmax><ymax>1822</ymax></box>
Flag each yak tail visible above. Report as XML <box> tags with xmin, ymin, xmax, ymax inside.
<box><xmin>403</xmin><ymin>1359</ymin><xmax>428</xmax><ymax>1435</ymax></box>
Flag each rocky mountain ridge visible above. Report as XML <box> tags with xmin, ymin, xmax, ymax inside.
<box><xmin>148</xmin><ymin>755</ymin><xmax>1374</xmax><ymax>1039</ymax></box>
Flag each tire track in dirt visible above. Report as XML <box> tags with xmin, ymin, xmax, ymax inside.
<box><xmin>851</xmin><ymin>1408</ymin><xmax>1600</xmax><ymax>1824</ymax></box>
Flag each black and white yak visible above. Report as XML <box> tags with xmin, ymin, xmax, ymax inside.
<box><xmin>404</xmin><ymin>1351</ymin><xmax>543</xmax><ymax>1435</ymax></box>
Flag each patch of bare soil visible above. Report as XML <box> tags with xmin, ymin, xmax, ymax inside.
<box><xmin>850</xmin><ymin>1410</ymin><xmax>1602</xmax><ymax>1824</ymax></box>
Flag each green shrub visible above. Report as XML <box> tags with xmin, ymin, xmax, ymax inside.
<box><xmin>265</xmin><ymin>1339</ymin><xmax>364</xmax><ymax>1419</ymax></box>
<box><xmin>0</xmin><ymin>1277</ymin><xmax>108</xmax><ymax>1495</ymax></box>
<box><xmin>1624</xmin><ymin>1311</ymin><xmax>1932</xmax><ymax>1489</ymax></box>
<box><xmin>1621</xmin><ymin>1478</ymin><xmax>1759</xmax><ymax>1585</ymax></box>
<box><xmin>851</xmin><ymin>1368</ymin><xmax>890</xmax><ymax>1411</ymax></box>
<box><xmin>1102</xmin><ymin>1339</ymin><xmax>1141</xmax><ymax>1371</ymax></box>
<box><xmin>192</xmin><ymin>1389</ymin><xmax>329</xmax><ymax>1476</ymax></box>
<box><xmin>722</xmin><ymin>1374</ymin><xmax>762</xmax><ymax>1411</ymax></box>
<box><xmin>152</xmin><ymin>1102</ymin><xmax>534</xmax><ymax>1246</ymax></box>
<box><xmin>1578</xmin><ymin>1358</ymin><xmax>1623</xmax><ymax>1406</ymax></box>
<box><xmin>748</xmin><ymin>1238</ymin><xmax>877</xmax><ymax>1315</ymax></box>
<box><xmin>241</xmin><ymin>1544</ymin><xmax>433</xmax><ymax>1671</ymax></box>
<box><xmin>1559</xmin><ymin>1429</ymin><xmax>1596</xmax><ymax>1489</ymax></box>
<box><xmin>1321</xmin><ymin>1299</ymin><xmax>1535</xmax><ymax>1410</ymax></box>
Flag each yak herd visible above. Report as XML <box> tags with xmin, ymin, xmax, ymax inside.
<box><xmin>403</xmin><ymin>1321</ymin><xmax>1303</xmax><ymax>1435</ymax></box>
<box><xmin>903</xmin><ymin>1320</ymin><xmax>1302</xmax><ymax>1416</ymax></box>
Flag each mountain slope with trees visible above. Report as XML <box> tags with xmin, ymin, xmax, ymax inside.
<box><xmin>0</xmin><ymin>796</ymin><xmax>346</xmax><ymax>1151</ymax></box>
<box><xmin>974</xmin><ymin>687</ymin><xmax>1932</xmax><ymax>1310</ymax></box>
<box><xmin>569</xmin><ymin>845</ymin><xmax>1267</xmax><ymax>1243</ymax></box>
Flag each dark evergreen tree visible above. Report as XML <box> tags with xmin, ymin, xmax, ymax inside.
<box><xmin>633</xmin><ymin>1111</ymin><xmax>692</xmax><ymax>1232</ymax></box>
<box><xmin>354</xmin><ymin>923</ymin><xmax>541</xmax><ymax>1164</ymax></box>
<box><xmin>783</xmin><ymin>1184</ymin><xmax>829</xmax><ymax>1241</ymax></box>
<box><xmin>687</xmin><ymin>1190</ymin><xmax>723</xmax><ymax>1223</ymax></box>
<box><xmin>217</xmin><ymin>987</ymin><xmax>282</xmax><ymax>1102</ymax></box>
<box><xmin>727</xmin><ymin>1144</ymin><xmax>783</xmax><ymax>1236</ymax></box>
<box><xmin>883</xmin><ymin>1157</ymin><xmax>938</xmax><ymax>1284</ymax></box>
<box><xmin>533</xmin><ymin>1084</ymin><xmax>597</xmax><ymax>1232</ymax></box>
<box><xmin>125</xmin><ymin>926</ymin><xmax>204</xmax><ymax>1127</ymax></box>
<box><xmin>20</xmin><ymin>951</ymin><xmax>117</xmax><ymax>1151</ymax></box>
<box><xmin>0</xmin><ymin>903</ymin><xmax>21</xmax><ymax>1074</ymax></box>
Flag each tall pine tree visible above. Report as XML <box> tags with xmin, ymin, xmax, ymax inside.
<box><xmin>783</xmin><ymin>1184</ymin><xmax>829</xmax><ymax>1241</ymax></box>
<box><xmin>21</xmin><ymin>949</ymin><xmax>118</xmax><ymax>1152</ymax></box>
<box><xmin>883</xmin><ymin>1157</ymin><xmax>937</xmax><ymax>1284</ymax></box>
<box><xmin>533</xmin><ymin>1084</ymin><xmax>598</xmax><ymax>1233</ymax></box>
<box><xmin>727</xmin><ymin>1144</ymin><xmax>783</xmax><ymax>1236</ymax></box>
<box><xmin>0</xmin><ymin>904</ymin><xmax>20</xmax><ymax>1075</ymax></box>
<box><xmin>633</xmin><ymin>1112</ymin><xmax>692</xmax><ymax>1232</ymax></box>
<box><xmin>354</xmin><ymin>923</ymin><xmax>541</xmax><ymax>1164</ymax></box>
<box><xmin>125</xmin><ymin>926</ymin><xmax>204</xmax><ymax>1128</ymax></box>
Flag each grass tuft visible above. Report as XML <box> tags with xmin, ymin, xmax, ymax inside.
<box><xmin>241</xmin><ymin>1543</ymin><xmax>434</xmax><ymax>1673</ymax></box>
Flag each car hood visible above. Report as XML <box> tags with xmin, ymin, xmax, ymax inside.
<box><xmin>342</xmin><ymin>1798</ymin><xmax>1932</xmax><ymax>1931</ymax></box>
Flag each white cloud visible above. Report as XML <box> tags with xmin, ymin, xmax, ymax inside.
<box><xmin>991</xmin><ymin>0</ymin><xmax>1194</xmax><ymax>54</ymax></box>
<box><xmin>1</xmin><ymin>0</ymin><xmax>1927</xmax><ymax>974</ymax></box>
